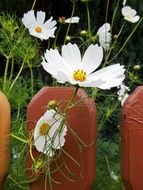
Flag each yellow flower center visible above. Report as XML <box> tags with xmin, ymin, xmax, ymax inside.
<box><xmin>73</xmin><ymin>69</ymin><xmax>87</xmax><ymax>82</ymax></box>
<box><xmin>35</xmin><ymin>26</ymin><xmax>42</xmax><ymax>33</ymax></box>
<box><xmin>40</xmin><ymin>123</ymin><xmax>49</xmax><ymax>136</ymax></box>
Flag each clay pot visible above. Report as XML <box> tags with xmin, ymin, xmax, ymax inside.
<box><xmin>26</xmin><ymin>87</ymin><xmax>97</xmax><ymax>190</ymax></box>
<box><xmin>0</xmin><ymin>91</ymin><xmax>10</xmax><ymax>189</ymax></box>
<box><xmin>121</xmin><ymin>86</ymin><xmax>143</xmax><ymax>190</ymax></box>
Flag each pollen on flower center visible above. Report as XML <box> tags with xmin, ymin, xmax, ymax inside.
<box><xmin>35</xmin><ymin>26</ymin><xmax>42</xmax><ymax>33</ymax></box>
<box><xmin>40</xmin><ymin>123</ymin><xmax>49</xmax><ymax>135</ymax></box>
<box><xmin>73</xmin><ymin>69</ymin><xmax>87</xmax><ymax>82</ymax></box>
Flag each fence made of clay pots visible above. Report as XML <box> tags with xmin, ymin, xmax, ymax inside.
<box><xmin>0</xmin><ymin>91</ymin><xmax>10</xmax><ymax>189</ymax></box>
<box><xmin>121</xmin><ymin>86</ymin><xmax>143</xmax><ymax>190</ymax></box>
<box><xmin>26</xmin><ymin>87</ymin><xmax>97</xmax><ymax>190</ymax></box>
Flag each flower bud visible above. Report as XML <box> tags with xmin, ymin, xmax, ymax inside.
<box><xmin>58</xmin><ymin>17</ymin><xmax>66</xmax><ymax>24</ymax></box>
<box><xmin>32</xmin><ymin>158</ymin><xmax>44</xmax><ymax>173</ymax></box>
<box><xmin>48</xmin><ymin>100</ymin><xmax>58</xmax><ymax>109</ymax></box>
<box><xmin>65</xmin><ymin>36</ymin><xmax>71</xmax><ymax>42</ymax></box>
<box><xmin>133</xmin><ymin>64</ymin><xmax>141</xmax><ymax>71</ymax></box>
<box><xmin>80</xmin><ymin>30</ymin><xmax>88</xmax><ymax>37</ymax></box>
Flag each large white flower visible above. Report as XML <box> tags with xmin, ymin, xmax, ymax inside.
<box><xmin>42</xmin><ymin>43</ymin><xmax>125</xmax><ymax>89</ymax></box>
<box><xmin>121</xmin><ymin>6</ymin><xmax>140</xmax><ymax>23</ymax></box>
<box><xmin>22</xmin><ymin>10</ymin><xmax>57</xmax><ymax>40</ymax></box>
<box><xmin>97</xmin><ymin>23</ymin><xmax>112</xmax><ymax>50</ymax></box>
<box><xmin>34</xmin><ymin>109</ymin><xmax>67</xmax><ymax>156</ymax></box>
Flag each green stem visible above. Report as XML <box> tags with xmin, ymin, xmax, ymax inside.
<box><xmin>104</xmin><ymin>23</ymin><xmax>125</xmax><ymax>65</ymax></box>
<box><xmin>53</xmin><ymin>25</ymin><xmax>62</xmax><ymax>48</ymax></box>
<box><xmin>17</xmin><ymin>102</ymin><xmax>21</xmax><ymax>119</ymax></box>
<box><xmin>64</xmin><ymin>85</ymin><xmax>79</xmax><ymax>114</ymax></box>
<box><xmin>104</xmin><ymin>154</ymin><xmax>111</xmax><ymax>173</ymax></box>
<box><xmin>3</xmin><ymin>56</ymin><xmax>10</xmax><ymax>90</ymax></box>
<box><xmin>111</xmin><ymin>0</ymin><xmax>120</xmax><ymax>33</ymax></box>
<box><xmin>86</xmin><ymin>2</ymin><xmax>91</xmax><ymax>37</ymax></box>
<box><xmin>64</xmin><ymin>2</ymin><xmax>76</xmax><ymax>44</ymax></box>
<box><xmin>105</xmin><ymin>0</ymin><xmax>110</xmax><ymax>23</ymax></box>
<box><xmin>9</xmin><ymin>59</ymin><xmax>25</xmax><ymax>92</ymax></box>
<box><xmin>107</xmin><ymin>17</ymin><xmax>143</xmax><ymax>63</ymax></box>
<box><xmin>11</xmin><ymin>134</ymin><xmax>29</xmax><ymax>144</ymax></box>
<box><xmin>9</xmin><ymin>55</ymin><xmax>15</xmax><ymax>81</ymax></box>
<box><xmin>98</xmin><ymin>101</ymin><xmax>119</xmax><ymax>131</ymax></box>
<box><xmin>29</xmin><ymin>65</ymin><xmax>34</xmax><ymax>96</ymax></box>
<box><xmin>31</xmin><ymin>0</ymin><xmax>37</xmax><ymax>10</ymax></box>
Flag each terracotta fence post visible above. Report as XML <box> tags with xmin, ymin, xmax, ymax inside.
<box><xmin>121</xmin><ymin>86</ymin><xmax>143</xmax><ymax>190</ymax></box>
<box><xmin>0</xmin><ymin>91</ymin><xmax>10</xmax><ymax>189</ymax></box>
<box><xmin>26</xmin><ymin>87</ymin><xmax>97</xmax><ymax>190</ymax></box>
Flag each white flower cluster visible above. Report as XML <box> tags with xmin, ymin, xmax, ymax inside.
<box><xmin>22</xmin><ymin>5</ymin><xmax>141</xmax><ymax>154</ymax></box>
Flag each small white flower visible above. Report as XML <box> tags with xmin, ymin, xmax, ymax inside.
<box><xmin>121</xmin><ymin>6</ymin><xmax>140</xmax><ymax>23</ymax></box>
<box><xmin>97</xmin><ymin>23</ymin><xmax>112</xmax><ymax>50</ymax></box>
<box><xmin>34</xmin><ymin>109</ymin><xmax>67</xmax><ymax>156</ymax></box>
<box><xmin>42</xmin><ymin>43</ymin><xmax>125</xmax><ymax>89</ymax></box>
<box><xmin>117</xmin><ymin>84</ymin><xmax>130</xmax><ymax>105</ymax></box>
<box><xmin>110</xmin><ymin>171</ymin><xmax>119</xmax><ymax>182</ymax></box>
<box><xmin>22</xmin><ymin>10</ymin><xmax>57</xmax><ymax>40</ymax></box>
<box><xmin>65</xmin><ymin>16</ymin><xmax>80</xmax><ymax>23</ymax></box>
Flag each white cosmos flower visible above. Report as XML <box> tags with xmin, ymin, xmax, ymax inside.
<box><xmin>22</xmin><ymin>10</ymin><xmax>57</xmax><ymax>40</ymax></box>
<box><xmin>42</xmin><ymin>43</ymin><xmax>125</xmax><ymax>89</ymax></box>
<box><xmin>65</xmin><ymin>16</ymin><xmax>80</xmax><ymax>23</ymax></box>
<box><xmin>97</xmin><ymin>23</ymin><xmax>111</xmax><ymax>50</ymax></box>
<box><xmin>34</xmin><ymin>109</ymin><xmax>67</xmax><ymax>156</ymax></box>
<box><xmin>121</xmin><ymin>6</ymin><xmax>140</xmax><ymax>23</ymax></box>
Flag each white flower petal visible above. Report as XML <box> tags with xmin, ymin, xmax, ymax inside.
<box><xmin>22</xmin><ymin>10</ymin><xmax>36</xmax><ymax>29</ymax></box>
<box><xmin>44</xmin><ymin>48</ymin><xmax>72</xmax><ymax>73</ymax></box>
<box><xmin>53</xmin><ymin>71</ymin><xmax>71</xmax><ymax>83</ymax></box>
<box><xmin>43</xmin><ymin>18</ymin><xmax>57</xmax><ymax>30</ymax></box>
<box><xmin>88</xmin><ymin>64</ymin><xmax>125</xmax><ymax>89</ymax></box>
<box><xmin>80</xmin><ymin>79</ymin><xmax>104</xmax><ymax>88</ymax></box>
<box><xmin>98</xmin><ymin>23</ymin><xmax>111</xmax><ymax>33</ymax></box>
<box><xmin>90</xmin><ymin>64</ymin><xmax>124</xmax><ymax>79</ymax></box>
<box><xmin>36</xmin><ymin>11</ymin><xmax>45</xmax><ymax>24</ymax></box>
<box><xmin>82</xmin><ymin>44</ymin><xmax>103</xmax><ymax>74</ymax></box>
<box><xmin>62</xmin><ymin>43</ymin><xmax>81</xmax><ymax>70</ymax></box>
<box><xmin>65</xmin><ymin>16</ymin><xmax>80</xmax><ymax>23</ymax></box>
<box><xmin>127</xmin><ymin>15</ymin><xmax>140</xmax><ymax>23</ymax></box>
<box><xmin>122</xmin><ymin>6</ymin><xmax>130</xmax><ymax>15</ymax></box>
